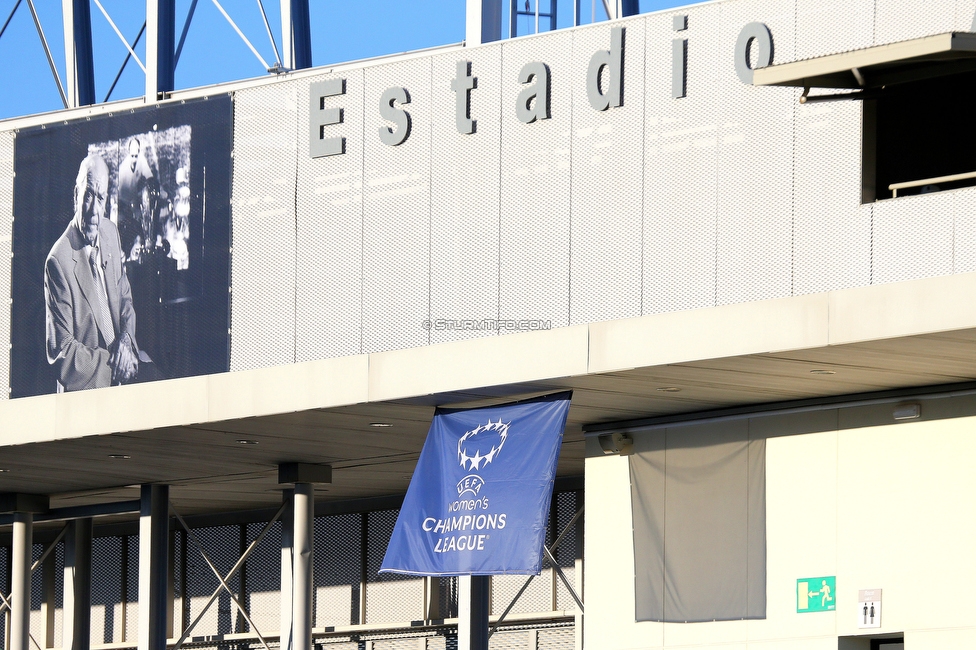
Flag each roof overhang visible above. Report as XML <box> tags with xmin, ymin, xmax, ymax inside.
<box><xmin>6</xmin><ymin>272</ymin><xmax>976</xmax><ymax>520</ymax></box>
<box><xmin>754</xmin><ymin>32</ymin><xmax>976</xmax><ymax>89</ymax></box>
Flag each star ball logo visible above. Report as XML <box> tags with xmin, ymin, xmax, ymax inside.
<box><xmin>456</xmin><ymin>419</ymin><xmax>509</xmax><ymax>497</ymax></box>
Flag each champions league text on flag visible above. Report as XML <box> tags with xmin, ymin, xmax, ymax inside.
<box><xmin>380</xmin><ymin>392</ymin><xmax>572</xmax><ymax>576</ymax></box>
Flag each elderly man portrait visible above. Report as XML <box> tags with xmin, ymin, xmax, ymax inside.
<box><xmin>44</xmin><ymin>153</ymin><xmax>140</xmax><ymax>391</ymax></box>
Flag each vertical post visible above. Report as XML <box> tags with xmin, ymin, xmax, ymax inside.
<box><xmin>145</xmin><ymin>0</ymin><xmax>176</xmax><ymax>101</ymax></box>
<box><xmin>4</xmin><ymin>544</ymin><xmax>11</xmax><ymax>650</ymax></box>
<box><xmin>63</xmin><ymin>519</ymin><xmax>93</xmax><ymax>650</ymax></box>
<box><xmin>573</xmin><ymin>492</ymin><xmax>584</xmax><ymax>650</ymax></box>
<box><xmin>179</xmin><ymin>531</ymin><xmax>188</xmax><ymax>637</ymax></box>
<box><xmin>9</xmin><ymin>514</ymin><xmax>31</xmax><ymax>650</ymax></box>
<box><xmin>619</xmin><ymin>0</ymin><xmax>639</xmax><ymax>17</ymax></box>
<box><xmin>358</xmin><ymin>513</ymin><xmax>367</xmax><ymax>625</ymax></box>
<box><xmin>61</xmin><ymin>0</ymin><xmax>95</xmax><ymax>106</ymax></box>
<box><xmin>280</xmin><ymin>0</ymin><xmax>312</xmax><ymax>70</ymax></box>
<box><xmin>466</xmin><ymin>0</ymin><xmax>503</xmax><ymax>46</ymax></box>
<box><xmin>138</xmin><ymin>485</ymin><xmax>169</xmax><ymax>650</ymax></box>
<box><xmin>236</xmin><ymin>524</ymin><xmax>247</xmax><ymax>633</ymax></box>
<box><xmin>166</xmin><ymin>530</ymin><xmax>175</xmax><ymax>640</ymax></box>
<box><xmin>457</xmin><ymin>576</ymin><xmax>489</xmax><ymax>650</ymax></box>
<box><xmin>292</xmin><ymin>484</ymin><xmax>313</xmax><ymax>650</ymax></box>
<box><xmin>41</xmin><ymin>548</ymin><xmax>55</xmax><ymax>649</ymax></box>
<box><xmin>549</xmin><ymin>495</ymin><xmax>558</xmax><ymax>612</ymax></box>
<box><xmin>280</xmin><ymin>490</ymin><xmax>294</xmax><ymax>650</ymax></box>
<box><xmin>120</xmin><ymin>535</ymin><xmax>129</xmax><ymax>642</ymax></box>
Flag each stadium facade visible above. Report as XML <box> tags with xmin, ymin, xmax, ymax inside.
<box><xmin>1</xmin><ymin>1</ymin><xmax>975</xmax><ymax>649</ymax></box>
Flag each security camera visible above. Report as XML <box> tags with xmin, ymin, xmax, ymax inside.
<box><xmin>598</xmin><ymin>432</ymin><xmax>633</xmax><ymax>456</ymax></box>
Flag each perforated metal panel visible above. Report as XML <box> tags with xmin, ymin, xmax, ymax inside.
<box><xmin>536</xmin><ymin>626</ymin><xmax>573</xmax><ymax>649</ymax></box>
<box><xmin>955</xmin><ymin>0</ymin><xmax>976</xmax><ymax>31</ymax></box>
<box><xmin>427</xmin><ymin>635</ymin><xmax>448</xmax><ymax>650</ymax></box>
<box><xmin>318</xmin><ymin>642</ymin><xmax>359</xmax><ymax>650</ymax></box>
<box><xmin>715</xmin><ymin>0</ymin><xmax>795</xmax><ymax>305</ymax></box>
<box><xmin>175</xmin><ymin>529</ymin><xmax>187</xmax><ymax>635</ymax></box>
<box><xmin>245</xmin><ymin>521</ymin><xmax>281</xmax><ymax>635</ymax></box>
<box><xmin>0</xmin><ymin>546</ymin><xmax>7</xmax><ymax>643</ymax></box>
<box><xmin>498</xmin><ymin>30</ymin><xmax>573</xmax><ymax>329</ymax></box>
<box><xmin>0</xmin><ymin>131</ymin><xmax>12</xmax><ymax>400</ymax></box>
<box><xmin>875</xmin><ymin>0</ymin><xmax>955</xmax><ymax>46</ymax></box>
<box><xmin>362</xmin><ymin>59</ymin><xmax>432</xmax><ymax>354</ymax></box>
<box><xmin>185</xmin><ymin>525</ymin><xmax>242</xmax><ymax>636</ymax></box>
<box><xmin>490</xmin><ymin>503</ymin><xmax>555</xmax><ymax>616</ymax></box>
<box><xmin>364</xmin><ymin>510</ymin><xmax>423</xmax><ymax>623</ymax></box>
<box><xmin>125</xmin><ymin>535</ymin><xmax>138</xmax><ymax>643</ymax></box>
<box><xmin>952</xmin><ymin>187</ymin><xmax>976</xmax><ymax>274</ymax></box>
<box><xmin>314</xmin><ymin>513</ymin><xmax>362</xmax><ymax>627</ymax></box>
<box><xmin>794</xmin><ymin>0</ymin><xmax>873</xmax><ymax>62</ymax></box>
<box><xmin>873</xmin><ymin>193</ymin><xmax>954</xmax><ymax>285</ymax></box>
<box><xmin>438</xmin><ymin>576</ymin><xmax>458</xmax><ymax>619</ymax></box>
<box><xmin>429</xmin><ymin>45</ymin><xmax>502</xmax><ymax>345</ymax></box>
<box><xmin>91</xmin><ymin>536</ymin><xmax>123</xmax><ymax>644</ymax></box>
<box><xmin>372</xmin><ymin>637</ymin><xmax>426</xmax><ymax>650</ymax></box>
<box><xmin>53</xmin><ymin>542</ymin><xmax>64</xmax><ymax>648</ymax></box>
<box><xmin>568</xmin><ymin>21</ymin><xmax>643</xmax><ymax>325</ymax></box>
<box><xmin>643</xmin><ymin>5</ymin><xmax>721</xmax><ymax>315</ymax></box>
<box><xmin>488</xmin><ymin>630</ymin><xmax>527</xmax><ymax>649</ymax></box>
<box><xmin>29</xmin><ymin>543</ymin><xmax>42</xmax><ymax>646</ymax></box>
<box><xmin>230</xmin><ymin>83</ymin><xmax>299</xmax><ymax>371</ymax></box>
<box><xmin>792</xmin><ymin>100</ymin><xmax>870</xmax><ymax>295</ymax></box>
<box><xmin>295</xmin><ymin>71</ymin><xmax>365</xmax><ymax>361</ymax></box>
<box><xmin>552</xmin><ymin>492</ymin><xmax>580</xmax><ymax>612</ymax></box>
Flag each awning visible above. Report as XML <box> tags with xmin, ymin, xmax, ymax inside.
<box><xmin>753</xmin><ymin>32</ymin><xmax>976</xmax><ymax>90</ymax></box>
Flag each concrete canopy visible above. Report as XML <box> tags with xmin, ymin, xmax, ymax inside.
<box><xmin>2</xmin><ymin>271</ymin><xmax>976</xmax><ymax>521</ymax></box>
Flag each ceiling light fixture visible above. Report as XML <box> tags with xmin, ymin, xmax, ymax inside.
<box><xmin>810</xmin><ymin>369</ymin><xmax>836</xmax><ymax>375</ymax></box>
<box><xmin>656</xmin><ymin>387</ymin><xmax>681</xmax><ymax>392</ymax></box>
<box><xmin>108</xmin><ymin>454</ymin><xmax>131</xmax><ymax>460</ymax></box>
<box><xmin>369</xmin><ymin>422</ymin><xmax>393</xmax><ymax>428</ymax></box>
<box><xmin>893</xmin><ymin>404</ymin><xmax>921</xmax><ymax>421</ymax></box>
<box><xmin>236</xmin><ymin>439</ymin><xmax>259</xmax><ymax>445</ymax></box>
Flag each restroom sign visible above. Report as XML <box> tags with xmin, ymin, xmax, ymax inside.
<box><xmin>797</xmin><ymin>576</ymin><xmax>836</xmax><ymax>612</ymax></box>
<box><xmin>857</xmin><ymin>589</ymin><xmax>882</xmax><ymax>628</ymax></box>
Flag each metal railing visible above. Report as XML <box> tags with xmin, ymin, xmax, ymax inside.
<box><xmin>889</xmin><ymin>170</ymin><xmax>976</xmax><ymax>197</ymax></box>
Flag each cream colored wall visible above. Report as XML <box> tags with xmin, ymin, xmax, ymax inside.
<box><xmin>584</xmin><ymin>402</ymin><xmax>976</xmax><ymax>649</ymax></box>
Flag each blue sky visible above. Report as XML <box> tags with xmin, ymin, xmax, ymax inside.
<box><xmin>0</xmin><ymin>0</ymin><xmax>686</xmax><ymax>121</ymax></box>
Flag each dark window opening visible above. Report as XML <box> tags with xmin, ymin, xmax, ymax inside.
<box><xmin>864</xmin><ymin>69</ymin><xmax>976</xmax><ymax>202</ymax></box>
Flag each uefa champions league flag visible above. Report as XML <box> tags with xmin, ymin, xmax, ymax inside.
<box><xmin>380</xmin><ymin>391</ymin><xmax>572</xmax><ymax>576</ymax></box>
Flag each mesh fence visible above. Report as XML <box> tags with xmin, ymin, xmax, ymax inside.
<box><xmin>0</xmin><ymin>490</ymin><xmax>580</xmax><ymax>648</ymax></box>
<box><xmin>364</xmin><ymin>511</ymin><xmax>423</xmax><ymax>624</ymax></box>
<box><xmin>246</xmin><ymin>521</ymin><xmax>282</xmax><ymax>635</ymax></box>
<box><xmin>314</xmin><ymin>513</ymin><xmax>362</xmax><ymax>628</ymax></box>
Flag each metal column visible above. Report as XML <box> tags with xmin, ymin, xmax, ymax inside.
<box><xmin>145</xmin><ymin>0</ymin><xmax>176</xmax><ymax>100</ymax></box>
<box><xmin>279</xmin><ymin>490</ymin><xmax>294</xmax><ymax>650</ymax></box>
<box><xmin>9</xmin><ymin>514</ymin><xmax>31</xmax><ymax>650</ymax></box>
<box><xmin>466</xmin><ymin>0</ymin><xmax>503</xmax><ymax>45</ymax></box>
<box><xmin>292</xmin><ymin>484</ymin><xmax>313</xmax><ymax>650</ymax></box>
<box><xmin>41</xmin><ymin>550</ymin><xmax>56</xmax><ymax>649</ymax></box>
<box><xmin>620</xmin><ymin>0</ymin><xmax>639</xmax><ymax>17</ymax></box>
<box><xmin>138</xmin><ymin>485</ymin><xmax>169</xmax><ymax>650</ymax></box>
<box><xmin>458</xmin><ymin>576</ymin><xmax>490</xmax><ymax>650</ymax></box>
<box><xmin>61</xmin><ymin>0</ymin><xmax>95</xmax><ymax>106</ymax></box>
<box><xmin>280</xmin><ymin>0</ymin><xmax>312</xmax><ymax>70</ymax></box>
<box><xmin>63</xmin><ymin>519</ymin><xmax>92</xmax><ymax>650</ymax></box>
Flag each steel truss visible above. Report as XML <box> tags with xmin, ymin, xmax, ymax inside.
<box><xmin>0</xmin><ymin>0</ymin><xmax>312</xmax><ymax>109</ymax></box>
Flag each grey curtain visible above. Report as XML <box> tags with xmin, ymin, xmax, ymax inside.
<box><xmin>629</xmin><ymin>420</ymin><xmax>765</xmax><ymax>622</ymax></box>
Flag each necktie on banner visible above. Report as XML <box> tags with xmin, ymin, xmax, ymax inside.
<box><xmin>88</xmin><ymin>247</ymin><xmax>116</xmax><ymax>348</ymax></box>
<box><xmin>380</xmin><ymin>391</ymin><xmax>572</xmax><ymax>577</ymax></box>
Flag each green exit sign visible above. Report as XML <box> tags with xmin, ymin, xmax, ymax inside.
<box><xmin>797</xmin><ymin>576</ymin><xmax>836</xmax><ymax>613</ymax></box>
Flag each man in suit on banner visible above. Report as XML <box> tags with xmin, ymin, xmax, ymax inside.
<box><xmin>44</xmin><ymin>153</ymin><xmax>140</xmax><ymax>391</ymax></box>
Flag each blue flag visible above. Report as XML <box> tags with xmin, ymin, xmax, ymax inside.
<box><xmin>380</xmin><ymin>392</ymin><xmax>572</xmax><ymax>576</ymax></box>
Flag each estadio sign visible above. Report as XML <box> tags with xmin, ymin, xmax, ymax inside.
<box><xmin>309</xmin><ymin>21</ymin><xmax>774</xmax><ymax>157</ymax></box>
